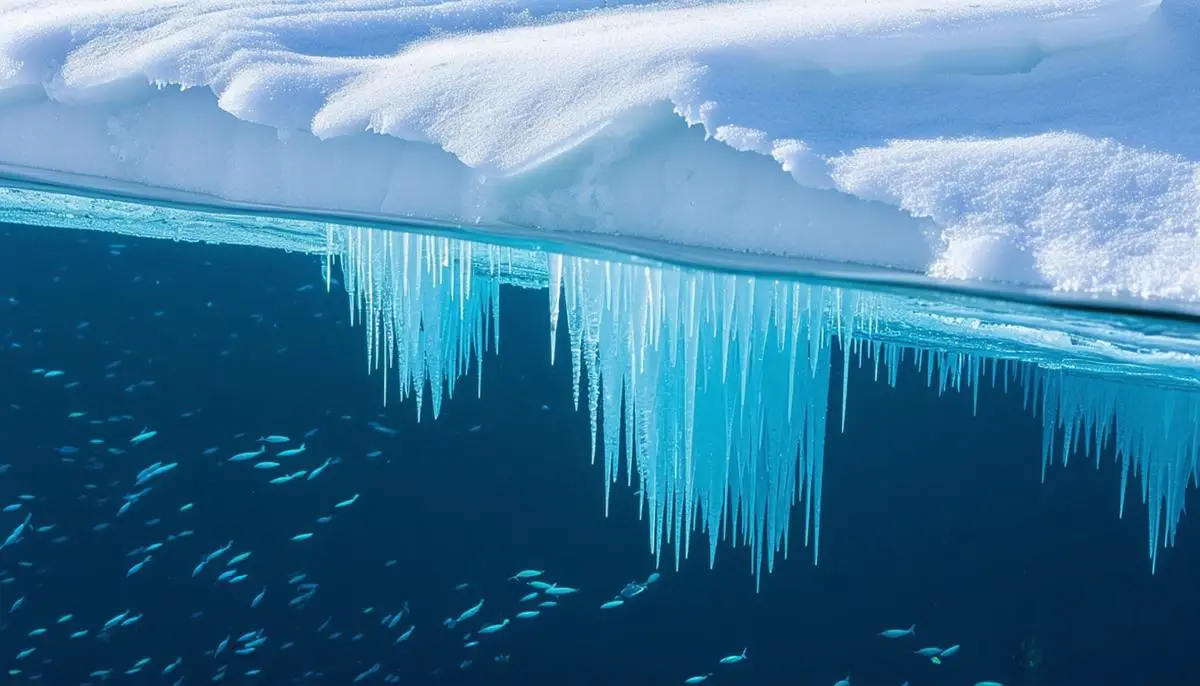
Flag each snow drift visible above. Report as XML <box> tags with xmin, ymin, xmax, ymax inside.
<box><xmin>0</xmin><ymin>0</ymin><xmax>1196</xmax><ymax>301</ymax></box>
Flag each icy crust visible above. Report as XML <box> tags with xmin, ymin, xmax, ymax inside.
<box><xmin>0</xmin><ymin>0</ymin><xmax>1197</xmax><ymax>299</ymax></box>
<box><xmin>5</xmin><ymin>181</ymin><xmax>1196</xmax><ymax>386</ymax></box>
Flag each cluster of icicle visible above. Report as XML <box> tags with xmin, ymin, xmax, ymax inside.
<box><xmin>326</xmin><ymin>225</ymin><xmax>1199</xmax><ymax>579</ymax></box>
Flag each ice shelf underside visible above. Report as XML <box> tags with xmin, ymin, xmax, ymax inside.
<box><xmin>5</xmin><ymin>185</ymin><xmax>1198</xmax><ymax>580</ymax></box>
<box><xmin>4</xmin><ymin>167</ymin><xmax>1200</xmax><ymax>321</ymax></box>
<box><xmin>329</xmin><ymin>228</ymin><xmax>1200</xmax><ymax>582</ymax></box>
<box><xmin>3</xmin><ymin>179</ymin><xmax>1200</xmax><ymax>376</ymax></box>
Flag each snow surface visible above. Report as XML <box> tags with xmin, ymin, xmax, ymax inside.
<box><xmin>0</xmin><ymin>0</ymin><xmax>1196</xmax><ymax>300</ymax></box>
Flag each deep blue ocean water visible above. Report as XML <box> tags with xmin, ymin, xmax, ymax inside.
<box><xmin>0</xmin><ymin>221</ymin><xmax>1198</xmax><ymax>686</ymax></box>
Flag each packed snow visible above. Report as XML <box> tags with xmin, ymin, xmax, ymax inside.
<box><xmin>0</xmin><ymin>0</ymin><xmax>1196</xmax><ymax>301</ymax></box>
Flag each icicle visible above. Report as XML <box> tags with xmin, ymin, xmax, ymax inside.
<box><xmin>329</xmin><ymin>225</ymin><xmax>1200</xmax><ymax>583</ymax></box>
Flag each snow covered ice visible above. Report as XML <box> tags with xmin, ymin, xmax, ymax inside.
<box><xmin>0</xmin><ymin>0</ymin><xmax>1198</xmax><ymax>301</ymax></box>
<box><xmin>0</xmin><ymin>0</ymin><xmax>1198</xmax><ymax>582</ymax></box>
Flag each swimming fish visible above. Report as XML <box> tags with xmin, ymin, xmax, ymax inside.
<box><xmin>718</xmin><ymin>648</ymin><xmax>747</xmax><ymax>664</ymax></box>
<box><xmin>879</xmin><ymin>624</ymin><xmax>915</xmax><ymax>639</ymax></box>
<box><xmin>307</xmin><ymin>457</ymin><xmax>336</xmax><ymax>480</ymax></box>
<box><xmin>127</xmin><ymin>555</ymin><xmax>151</xmax><ymax>577</ymax></box>
<box><xmin>276</xmin><ymin>443</ymin><xmax>306</xmax><ymax>457</ymax></box>
<box><xmin>229</xmin><ymin>447</ymin><xmax>265</xmax><ymax>462</ymax></box>
<box><xmin>478</xmin><ymin>619</ymin><xmax>510</xmax><ymax>634</ymax></box>
<box><xmin>447</xmin><ymin>599</ymin><xmax>484</xmax><ymax>628</ymax></box>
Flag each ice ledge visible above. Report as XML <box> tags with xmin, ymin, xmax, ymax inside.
<box><xmin>0</xmin><ymin>93</ymin><xmax>937</xmax><ymax>270</ymax></box>
<box><xmin>0</xmin><ymin>0</ymin><xmax>1196</xmax><ymax>301</ymax></box>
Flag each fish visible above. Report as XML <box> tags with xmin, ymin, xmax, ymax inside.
<box><xmin>939</xmin><ymin>644</ymin><xmax>961</xmax><ymax>658</ymax></box>
<box><xmin>478</xmin><ymin>619</ymin><xmax>510</xmax><ymax>634</ymax></box>
<box><xmin>353</xmin><ymin>663</ymin><xmax>381</xmax><ymax>683</ymax></box>
<box><xmin>718</xmin><ymin>648</ymin><xmax>747</xmax><ymax>664</ymax></box>
<box><xmin>276</xmin><ymin>443</ymin><xmax>306</xmax><ymax>457</ymax></box>
<box><xmin>367</xmin><ymin>422</ymin><xmax>397</xmax><ymax>436</ymax></box>
<box><xmin>600</xmin><ymin>600</ymin><xmax>624</xmax><ymax>610</ymax></box>
<box><xmin>879</xmin><ymin>624</ymin><xmax>915</xmax><ymax>639</ymax></box>
<box><xmin>130</xmin><ymin>429</ymin><xmax>157</xmax><ymax>445</ymax></box>
<box><xmin>102</xmin><ymin>611</ymin><xmax>129</xmax><ymax>631</ymax></box>
<box><xmin>684</xmin><ymin>675</ymin><xmax>711</xmax><ymax>684</ymax></box>
<box><xmin>1</xmin><ymin>513</ymin><xmax>33</xmax><ymax>550</ymax></box>
<box><xmin>307</xmin><ymin>457</ymin><xmax>336</xmax><ymax>480</ymax></box>
<box><xmin>229</xmin><ymin>447</ymin><xmax>265</xmax><ymax>462</ymax></box>
<box><xmin>448</xmin><ymin>599</ymin><xmax>484</xmax><ymax>628</ymax></box>
<box><xmin>126</xmin><ymin>555</ymin><xmax>151</xmax><ymax>576</ymax></box>
<box><xmin>135</xmin><ymin>462</ymin><xmax>177</xmax><ymax>485</ymax></box>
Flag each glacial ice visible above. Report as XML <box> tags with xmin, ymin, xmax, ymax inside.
<box><xmin>5</xmin><ymin>181</ymin><xmax>1198</xmax><ymax>579</ymax></box>
<box><xmin>0</xmin><ymin>0</ymin><xmax>1198</xmax><ymax>301</ymax></box>
<box><xmin>327</xmin><ymin>222</ymin><xmax>1200</xmax><ymax>581</ymax></box>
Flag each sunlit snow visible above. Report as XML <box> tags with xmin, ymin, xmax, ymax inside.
<box><xmin>0</xmin><ymin>0</ymin><xmax>1197</xmax><ymax>301</ymax></box>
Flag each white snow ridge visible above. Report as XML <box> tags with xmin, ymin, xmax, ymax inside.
<box><xmin>0</xmin><ymin>0</ymin><xmax>1197</xmax><ymax>301</ymax></box>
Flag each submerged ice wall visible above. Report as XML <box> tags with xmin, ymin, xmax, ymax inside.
<box><xmin>3</xmin><ymin>176</ymin><xmax>1196</xmax><ymax>577</ymax></box>
<box><xmin>0</xmin><ymin>0</ymin><xmax>1198</xmax><ymax>302</ymax></box>
<box><xmin>327</xmin><ymin>225</ymin><xmax>1200</xmax><ymax>581</ymax></box>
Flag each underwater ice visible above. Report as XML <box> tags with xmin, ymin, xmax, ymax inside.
<box><xmin>3</xmin><ymin>179</ymin><xmax>1197</xmax><ymax>578</ymax></box>
<box><xmin>328</xmin><ymin>226</ymin><xmax>1200</xmax><ymax>582</ymax></box>
<box><xmin>0</xmin><ymin>0</ymin><xmax>1198</xmax><ymax>301</ymax></box>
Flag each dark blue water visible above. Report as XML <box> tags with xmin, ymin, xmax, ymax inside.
<box><xmin>0</xmin><ymin>222</ymin><xmax>1197</xmax><ymax>686</ymax></box>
